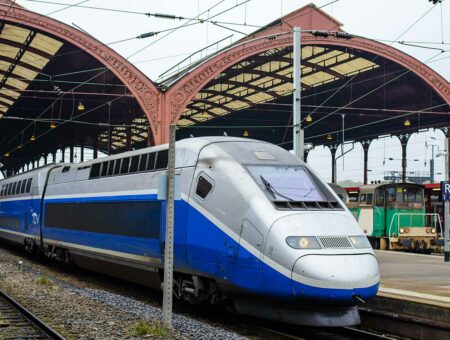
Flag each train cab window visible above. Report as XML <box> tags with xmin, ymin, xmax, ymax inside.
<box><xmin>139</xmin><ymin>154</ymin><xmax>148</xmax><ymax>172</ymax></box>
<box><xmin>107</xmin><ymin>161</ymin><xmax>115</xmax><ymax>176</ymax></box>
<box><xmin>385</xmin><ymin>187</ymin><xmax>396</xmax><ymax>203</ymax></box>
<box><xmin>120</xmin><ymin>158</ymin><xmax>130</xmax><ymax>174</ymax></box>
<box><xmin>403</xmin><ymin>186</ymin><xmax>423</xmax><ymax>203</ymax></box>
<box><xmin>365</xmin><ymin>193</ymin><xmax>373</xmax><ymax>205</ymax></box>
<box><xmin>100</xmin><ymin>162</ymin><xmax>108</xmax><ymax>177</ymax></box>
<box><xmin>90</xmin><ymin>163</ymin><xmax>101</xmax><ymax>178</ymax></box>
<box><xmin>130</xmin><ymin>156</ymin><xmax>140</xmax><ymax>173</ymax></box>
<box><xmin>113</xmin><ymin>159</ymin><xmax>121</xmax><ymax>175</ymax></box>
<box><xmin>155</xmin><ymin>150</ymin><xmax>168</xmax><ymax>170</ymax></box>
<box><xmin>359</xmin><ymin>194</ymin><xmax>366</xmax><ymax>204</ymax></box>
<box><xmin>375</xmin><ymin>188</ymin><xmax>384</xmax><ymax>206</ymax></box>
<box><xmin>147</xmin><ymin>153</ymin><xmax>156</xmax><ymax>171</ymax></box>
<box><xmin>25</xmin><ymin>178</ymin><xmax>32</xmax><ymax>193</ymax></box>
<box><xmin>62</xmin><ymin>166</ymin><xmax>71</xmax><ymax>173</ymax></box>
<box><xmin>196</xmin><ymin>176</ymin><xmax>213</xmax><ymax>199</ymax></box>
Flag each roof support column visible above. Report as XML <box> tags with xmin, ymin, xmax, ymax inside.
<box><xmin>293</xmin><ymin>27</ymin><xmax>304</xmax><ymax>160</ymax></box>
<box><xmin>69</xmin><ymin>146</ymin><xmax>74</xmax><ymax>163</ymax></box>
<box><xmin>44</xmin><ymin>154</ymin><xmax>47</xmax><ymax>165</ymax></box>
<box><xmin>93</xmin><ymin>138</ymin><xmax>98</xmax><ymax>159</ymax></box>
<box><xmin>362</xmin><ymin>140</ymin><xmax>371</xmax><ymax>185</ymax></box>
<box><xmin>330</xmin><ymin>144</ymin><xmax>337</xmax><ymax>184</ymax></box>
<box><xmin>61</xmin><ymin>148</ymin><xmax>65</xmax><ymax>162</ymax></box>
<box><xmin>399</xmin><ymin>134</ymin><xmax>409</xmax><ymax>183</ymax></box>
<box><xmin>52</xmin><ymin>151</ymin><xmax>56</xmax><ymax>163</ymax></box>
<box><xmin>80</xmin><ymin>144</ymin><xmax>84</xmax><ymax>162</ymax></box>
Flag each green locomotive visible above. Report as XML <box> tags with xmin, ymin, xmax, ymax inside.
<box><xmin>345</xmin><ymin>183</ymin><xmax>442</xmax><ymax>252</ymax></box>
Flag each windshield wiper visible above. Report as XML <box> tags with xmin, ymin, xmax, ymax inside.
<box><xmin>260</xmin><ymin>175</ymin><xmax>294</xmax><ymax>202</ymax></box>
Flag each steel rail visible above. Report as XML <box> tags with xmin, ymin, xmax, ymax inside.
<box><xmin>0</xmin><ymin>289</ymin><xmax>66</xmax><ymax>339</ymax></box>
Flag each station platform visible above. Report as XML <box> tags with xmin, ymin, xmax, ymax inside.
<box><xmin>376</xmin><ymin>250</ymin><xmax>450</xmax><ymax>307</ymax></box>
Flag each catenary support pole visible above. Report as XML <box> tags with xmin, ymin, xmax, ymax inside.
<box><xmin>445</xmin><ymin>135</ymin><xmax>449</xmax><ymax>262</ymax></box>
<box><xmin>293</xmin><ymin>27</ymin><xmax>304</xmax><ymax>160</ymax></box>
<box><xmin>162</xmin><ymin>124</ymin><xmax>176</xmax><ymax>327</ymax></box>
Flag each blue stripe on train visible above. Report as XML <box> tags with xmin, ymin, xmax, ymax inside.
<box><xmin>1</xmin><ymin>194</ymin><xmax>379</xmax><ymax>302</ymax></box>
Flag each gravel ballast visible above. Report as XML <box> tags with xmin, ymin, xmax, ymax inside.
<box><xmin>0</xmin><ymin>243</ymin><xmax>248</xmax><ymax>339</ymax></box>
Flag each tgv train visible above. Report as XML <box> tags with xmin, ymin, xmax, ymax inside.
<box><xmin>0</xmin><ymin>137</ymin><xmax>379</xmax><ymax>326</ymax></box>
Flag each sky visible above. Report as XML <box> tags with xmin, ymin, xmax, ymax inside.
<box><xmin>3</xmin><ymin>0</ymin><xmax>450</xmax><ymax>183</ymax></box>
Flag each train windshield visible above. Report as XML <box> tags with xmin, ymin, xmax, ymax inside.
<box><xmin>248</xmin><ymin>165</ymin><xmax>329</xmax><ymax>202</ymax></box>
<box><xmin>385</xmin><ymin>185</ymin><xmax>423</xmax><ymax>204</ymax></box>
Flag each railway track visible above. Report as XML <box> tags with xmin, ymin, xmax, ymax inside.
<box><xmin>248</xmin><ymin>319</ymin><xmax>396</xmax><ymax>339</ymax></box>
<box><xmin>0</xmin><ymin>290</ymin><xmax>65</xmax><ymax>340</ymax></box>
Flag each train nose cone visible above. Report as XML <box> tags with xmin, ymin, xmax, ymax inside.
<box><xmin>292</xmin><ymin>254</ymin><xmax>379</xmax><ymax>300</ymax></box>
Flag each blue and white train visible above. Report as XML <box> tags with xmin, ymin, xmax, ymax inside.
<box><xmin>0</xmin><ymin>137</ymin><xmax>379</xmax><ymax>326</ymax></box>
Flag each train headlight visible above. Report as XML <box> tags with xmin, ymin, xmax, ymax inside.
<box><xmin>431</xmin><ymin>227</ymin><xmax>436</xmax><ymax>234</ymax></box>
<box><xmin>399</xmin><ymin>228</ymin><xmax>405</xmax><ymax>234</ymax></box>
<box><xmin>286</xmin><ymin>236</ymin><xmax>321</xmax><ymax>249</ymax></box>
<box><xmin>349</xmin><ymin>236</ymin><xmax>372</xmax><ymax>249</ymax></box>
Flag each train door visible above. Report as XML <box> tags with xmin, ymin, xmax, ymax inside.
<box><xmin>373</xmin><ymin>187</ymin><xmax>386</xmax><ymax>237</ymax></box>
<box><xmin>358</xmin><ymin>192</ymin><xmax>374</xmax><ymax>235</ymax></box>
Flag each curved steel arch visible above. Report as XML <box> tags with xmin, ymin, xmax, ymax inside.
<box><xmin>0</xmin><ymin>3</ymin><xmax>162</xmax><ymax>143</ymax></box>
<box><xmin>162</xmin><ymin>5</ymin><xmax>450</xmax><ymax>144</ymax></box>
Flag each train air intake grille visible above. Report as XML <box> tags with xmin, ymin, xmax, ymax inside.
<box><xmin>318</xmin><ymin>236</ymin><xmax>353</xmax><ymax>249</ymax></box>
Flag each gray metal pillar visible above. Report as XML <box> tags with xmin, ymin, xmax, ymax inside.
<box><xmin>293</xmin><ymin>27</ymin><xmax>304</xmax><ymax>160</ymax></box>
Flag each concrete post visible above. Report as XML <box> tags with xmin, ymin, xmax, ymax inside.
<box><xmin>162</xmin><ymin>124</ymin><xmax>176</xmax><ymax>328</ymax></box>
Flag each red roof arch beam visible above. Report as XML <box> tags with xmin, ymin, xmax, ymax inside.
<box><xmin>0</xmin><ymin>2</ymin><xmax>161</xmax><ymax>151</ymax></box>
<box><xmin>162</xmin><ymin>4</ymin><xmax>450</xmax><ymax>145</ymax></box>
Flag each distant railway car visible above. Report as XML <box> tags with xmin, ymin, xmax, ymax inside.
<box><xmin>346</xmin><ymin>183</ymin><xmax>442</xmax><ymax>252</ymax></box>
<box><xmin>0</xmin><ymin>137</ymin><xmax>379</xmax><ymax>327</ymax></box>
<box><xmin>423</xmin><ymin>183</ymin><xmax>444</xmax><ymax>222</ymax></box>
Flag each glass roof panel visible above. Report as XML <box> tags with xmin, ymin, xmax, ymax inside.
<box><xmin>1</xmin><ymin>24</ymin><xmax>29</xmax><ymax>44</ymax></box>
<box><xmin>29</xmin><ymin>33</ymin><xmax>63</xmax><ymax>55</ymax></box>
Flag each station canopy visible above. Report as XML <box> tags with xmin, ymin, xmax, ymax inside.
<box><xmin>0</xmin><ymin>2</ymin><xmax>449</xmax><ymax>175</ymax></box>
<box><xmin>0</xmin><ymin>3</ymin><xmax>151</xmax><ymax>174</ymax></box>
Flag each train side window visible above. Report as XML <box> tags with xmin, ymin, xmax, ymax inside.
<box><xmin>375</xmin><ymin>188</ymin><xmax>384</xmax><ymax>206</ymax></box>
<box><xmin>114</xmin><ymin>159</ymin><xmax>121</xmax><ymax>175</ymax></box>
<box><xmin>120</xmin><ymin>158</ymin><xmax>130</xmax><ymax>174</ymax></box>
<box><xmin>100</xmin><ymin>162</ymin><xmax>108</xmax><ymax>177</ymax></box>
<box><xmin>0</xmin><ymin>185</ymin><xmax>3</xmax><ymax>196</ymax></box>
<box><xmin>196</xmin><ymin>176</ymin><xmax>213</xmax><ymax>199</ymax></box>
<box><xmin>155</xmin><ymin>150</ymin><xmax>168</xmax><ymax>170</ymax></box>
<box><xmin>20</xmin><ymin>180</ymin><xmax>26</xmax><ymax>194</ymax></box>
<box><xmin>15</xmin><ymin>181</ymin><xmax>21</xmax><ymax>195</ymax></box>
<box><xmin>11</xmin><ymin>182</ymin><xmax>17</xmax><ymax>195</ymax></box>
<box><xmin>359</xmin><ymin>194</ymin><xmax>366</xmax><ymax>204</ymax></box>
<box><xmin>147</xmin><ymin>153</ymin><xmax>156</xmax><ymax>171</ymax></box>
<box><xmin>139</xmin><ymin>154</ymin><xmax>148</xmax><ymax>172</ymax></box>
<box><xmin>130</xmin><ymin>156</ymin><xmax>140</xmax><ymax>173</ymax></box>
<box><xmin>90</xmin><ymin>163</ymin><xmax>101</xmax><ymax>178</ymax></box>
<box><xmin>26</xmin><ymin>179</ymin><xmax>32</xmax><ymax>193</ymax></box>
<box><xmin>7</xmin><ymin>183</ymin><xmax>12</xmax><ymax>196</ymax></box>
<box><xmin>107</xmin><ymin>161</ymin><xmax>115</xmax><ymax>176</ymax></box>
<box><xmin>366</xmin><ymin>193</ymin><xmax>373</xmax><ymax>205</ymax></box>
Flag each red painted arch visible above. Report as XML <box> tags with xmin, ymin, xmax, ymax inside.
<box><xmin>0</xmin><ymin>3</ymin><xmax>162</xmax><ymax>142</ymax></box>
<box><xmin>161</xmin><ymin>5</ymin><xmax>450</xmax><ymax>144</ymax></box>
